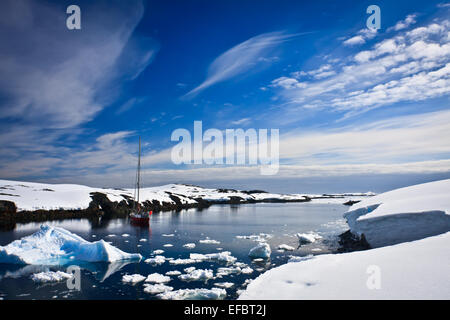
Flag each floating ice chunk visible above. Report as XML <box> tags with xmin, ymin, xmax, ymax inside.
<box><xmin>106</xmin><ymin>234</ymin><xmax>116</xmax><ymax>238</ymax></box>
<box><xmin>248</xmin><ymin>242</ymin><xmax>271</xmax><ymax>259</ymax></box>
<box><xmin>214</xmin><ymin>282</ymin><xmax>234</xmax><ymax>288</ymax></box>
<box><xmin>0</xmin><ymin>225</ymin><xmax>142</xmax><ymax>265</ymax></box>
<box><xmin>157</xmin><ymin>288</ymin><xmax>226</xmax><ymax>300</ymax></box>
<box><xmin>199</xmin><ymin>239</ymin><xmax>220</xmax><ymax>244</ymax></box>
<box><xmin>145</xmin><ymin>273</ymin><xmax>171</xmax><ymax>283</ymax></box>
<box><xmin>288</xmin><ymin>254</ymin><xmax>314</xmax><ymax>263</ymax></box>
<box><xmin>183</xmin><ymin>243</ymin><xmax>196</xmax><ymax>249</ymax></box>
<box><xmin>121</xmin><ymin>234</ymin><xmax>130</xmax><ymax>238</ymax></box>
<box><xmin>184</xmin><ymin>267</ymin><xmax>196</xmax><ymax>273</ymax></box>
<box><xmin>143</xmin><ymin>283</ymin><xmax>174</xmax><ymax>294</ymax></box>
<box><xmin>162</xmin><ymin>234</ymin><xmax>175</xmax><ymax>237</ymax></box>
<box><xmin>189</xmin><ymin>251</ymin><xmax>237</xmax><ymax>264</ymax></box>
<box><xmin>152</xmin><ymin>249</ymin><xmax>164</xmax><ymax>255</ymax></box>
<box><xmin>296</xmin><ymin>233</ymin><xmax>322</xmax><ymax>244</ymax></box>
<box><xmin>139</xmin><ymin>239</ymin><xmax>147</xmax><ymax>242</ymax></box>
<box><xmin>31</xmin><ymin>271</ymin><xmax>72</xmax><ymax>283</ymax></box>
<box><xmin>179</xmin><ymin>269</ymin><xmax>214</xmax><ymax>282</ymax></box>
<box><xmin>277</xmin><ymin>244</ymin><xmax>295</xmax><ymax>251</ymax></box>
<box><xmin>241</xmin><ymin>267</ymin><xmax>254</xmax><ymax>274</ymax></box>
<box><xmin>236</xmin><ymin>233</ymin><xmax>273</xmax><ymax>242</ymax></box>
<box><xmin>145</xmin><ymin>255</ymin><xmax>166</xmax><ymax>265</ymax></box>
<box><xmin>163</xmin><ymin>244</ymin><xmax>173</xmax><ymax>247</ymax></box>
<box><xmin>216</xmin><ymin>266</ymin><xmax>241</xmax><ymax>277</ymax></box>
<box><xmin>122</xmin><ymin>274</ymin><xmax>146</xmax><ymax>284</ymax></box>
<box><xmin>165</xmin><ymin>270</ymin><xmax>181</xmax><ymax>276</ymax></box>
<box><xmin>169</xmin><ymin>258</ymin><xmax>197</xmax><ymax>265</ymax></box>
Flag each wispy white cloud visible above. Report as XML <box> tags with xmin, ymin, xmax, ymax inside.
<box><xmin>388</xmin><ymin>14</ymin><xmax>417</xmax><ymax>32</ymax></box>
<box><xmin>183</xmin><ymin>31</ymin><xmax>301</xmax><ymax>98</ymax></box>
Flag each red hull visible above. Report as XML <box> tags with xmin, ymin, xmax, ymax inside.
<box><xmin>130</xmin><ymin>211</ymin><xmax>152</xmax><ymax>226</ymax></box>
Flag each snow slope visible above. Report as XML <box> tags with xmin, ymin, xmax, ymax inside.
<box><xmin>344</xmin><ymin>179</ymin><xmax>450</xmax><ymax>247</ymax></box>
<box><xmin>0</xmin><ymin>179</ymin><xmax>372</xmax><ymax>212</ymax></box>
<box><xmin>240</xmin><ymin>232</ymin><xmax>450</xmax><ymax>300</ymax></box>
<box><xmin>0</xmin><ymin>225</ymin><xmax>142</xmax><ymax>265</ymax></box>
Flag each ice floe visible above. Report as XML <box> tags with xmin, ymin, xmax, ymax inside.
<box><xmin>144</xmin><ymin>255</ymin><xmax>166</xmax><ymax>265</ymax></box>
<box><xmin>122</xmin><ymin>274</ymin><xmax>146</xmax><ymax>284</ymax></box>
<box><xmin>178</xmin><ymin>269</ymin><xmax>214</xmax><ymax>281</ymax></box>
<box><xmin>157</xmin><ymin>288</ymin><xmax>226</xmax><ymax>300</ymax></box>
<box><xmin>31</xmin><ymin>271</ymin><xmax>72</xmax><ymax>283</ymax></box>
<box><xmin>144</xmin><ymin>283</ymin><xmax>174</xmax><ymax>294</ymax></box>
<box><xmin>145</xmin><ymin>273</ymin><xmax>171</xmax><ymax>283</ymax></box>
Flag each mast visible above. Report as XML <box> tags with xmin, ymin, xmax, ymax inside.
<box><xmin>137</xmin><ymin>136</ymin><xmax>141</xmax><ymax>206</ymax></box>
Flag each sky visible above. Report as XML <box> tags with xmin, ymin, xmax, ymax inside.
<box><xmin>0</xmin><ymin>0</ymin><xmax>449</xmax><ymax>193</ymax></box>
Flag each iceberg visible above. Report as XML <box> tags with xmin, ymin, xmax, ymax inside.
<box><xmin>0</xmin><ymin>225</ymin><xmax>142</xmax><ymax>265</ymax></box>
<box><xmin>296</xmin><ymin>232</ymin><xmax>322</xmax><ymax>244</ymax></box>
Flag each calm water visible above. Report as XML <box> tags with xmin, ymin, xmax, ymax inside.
<box><xmin>0</xmin><ymin>202</ymin><xmax>349</xmax><ymax>300</ymax></box>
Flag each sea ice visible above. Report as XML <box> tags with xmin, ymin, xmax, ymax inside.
<box><xmin>157</xmin><ymin>287</ymin><xmax>226</xmax><ymax>300</ymax></box>
<box><xmin>144</xmin><ymin>255</ymin><xmax>166</xmax><ymax>265</ymax></box>
<box><xmin>178</xmin><ymin>269</ymin><xmax>214</xmax><ymax>282</ymax></box>
<box><xmin>122</xmin><ymin>274</ymin><xmax>146</xmax><ymax>284</ymax></box>
<box><xmin>183</xmin><ymin>243</ymin><xmax>196</xmax><ymax>249</ymax></box>
<box><xmin>144</xmin><ymin>283</ymin><xmax>174</xmax><ymax>294</ymax></box>
<box><xmin>31</xmin><ymin>271</ymin><xmax>72</xmax><ymax>283</ymax></box>
<box><xmin>145</xmin><ymin>273</ymin><xmax>171</xmax><ymax>283</ymax></box>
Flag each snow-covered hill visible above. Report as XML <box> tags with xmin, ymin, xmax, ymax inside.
<box><xmin>0</xmin><ymin>179</ymin><xmax>372</xmax><ymax>212</ymax></box>
<box><xmin>240</xmin><ymin>179</ymin><xmax>450</xmax><ymax>300</ymax></box>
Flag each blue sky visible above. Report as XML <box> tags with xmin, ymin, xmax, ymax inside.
<box><xmin>0</xmin><ymin>0</ymin><xmax>449</xmax><ymax>193</ymax></box>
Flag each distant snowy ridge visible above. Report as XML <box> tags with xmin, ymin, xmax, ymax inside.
<box><xmin>344</xmin><ymin>179</ymin><xmax>450</xmax><ymax>248</ymax></box>
<box><xmin>0</xmin><ymin>179</ymin><xmax>373</xmax><ymax>212</ymax></box>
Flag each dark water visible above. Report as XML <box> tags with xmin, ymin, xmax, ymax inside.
<box><xmin>0</xmin><ymin>202</ymin><xmax>348</xmax><ymax>300</ymax></box>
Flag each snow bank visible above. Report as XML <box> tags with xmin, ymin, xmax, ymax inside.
<box><xmin>344</xmin><ymin>179</ymin><xmax>450</xmax><ymax>248</ymax></box>
<box><xmin>0</xmin><ymin>225</ymin><xmax>142</xmax><ymax>265</ymax></box>
<box><xmin>157</xmin><ymin>288</ymin><xmax>226</xmax><ymax>300</ymax></box>
<box><xmin>248</xmin><ymin>242</ymin><xmax>271</xmax><ymax>259</ymax></box>
<box><xmin>240</xmin><ymin>232</ymin><xmax>450</xmax><ymax>300</ymax></box>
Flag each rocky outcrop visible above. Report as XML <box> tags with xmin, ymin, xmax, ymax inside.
<box><xmin>336</xmin><ymin>230</ymin><xmax>371</xmax><ymax>253</ymax></box>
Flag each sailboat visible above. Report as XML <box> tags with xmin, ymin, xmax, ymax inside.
<box><xmin>130</xmin><ymin>136</ymin><xmax>152</xmax><ymax>225</ymax></box>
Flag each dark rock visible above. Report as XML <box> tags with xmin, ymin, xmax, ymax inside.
<box><xmin>336</xmin><ymin>230</ymin><xmax>371</xmax><ymax>253</ymax></box>
<box><xmin>343</xmin><ymin>200</ymin><xmax>361</xmax><ymax>206</ymax></box>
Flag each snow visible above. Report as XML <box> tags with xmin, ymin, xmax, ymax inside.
<box><xmin>248</xmin><ymin>242</ymin><xmax>271</xmax><ymax>259</ymax></box>
<box><xmin>31</xmin><ymin>271</ymin><xmax>72</xmax><ymax>283</ymax></box>
<box><xmin>296</xmin><ymin>232</ymin><xmax>322</xmax><ymax>244</ymax></box>
<box><xmin>240</xmin><ymin>232</ymin><xmax>450</xmax><ymax>300</ymax></box>
<box><xmin>122</xmin><ymin>274</ymin><xmax>146</xmax><ymax>284</ymax></box>
<box><xmin>179</xmin><ymin>269</ymin><xmax>214</xmax><ymax>282</ymax></box>
<box><xmin>144</xmin><ymin>283</ymin><xmax>174</xmax><ymax>294</ymax></box>
<box><xmin>157</xmin><ymin>287</ymin><xmax>226</xmax><ymax>300</ymax></box>
<box><xmin>0</xmin><ymin>225</ymin><xmax>142</xmax><ymax>265</ymax></box>
<box><xmin>344</xmin><ymin>179</ymin><xmax>450</xmax><ymax>248</ymax></box>
<box><xmin>145</xmin><ymin>273</ymin><xmax>171</xmax><ymax>283</ymax></box>
<box><xmin>144</xmin><ymin>255</ymin><xmax>166</xmax><ymax>265</ymax></box>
